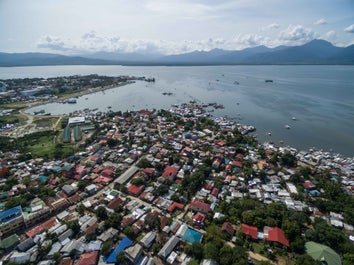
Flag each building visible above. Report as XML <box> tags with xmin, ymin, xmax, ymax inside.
<box><xmin>0</xmin><ymin>206</ymin><xmax>25</xmax><ymax>237</ymax></box>
<box><xmin>139</xmin><ymin>231</ymin><xmax>156</xmax><ymax>249</ymax></box>
<box><xmin>190</xmin><ymin>199</ymin><xmax>211</xmax><ymax>214</ymax></box>
<box><xmin>162</xmin><ymin>165</ymin><xmax>180</xmax><ymax>181</ymax></box>
<box><xmin>158</xmin><ymin>235</ymin><xmax>179</xmax><ymax>260</ymax></box>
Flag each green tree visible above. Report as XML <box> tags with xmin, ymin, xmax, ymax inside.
<box><xmin>116</xmin><ymin>251</ymin><xmax>126</xmax><ymax>265</ymax></box>
<box><xmin>294</xmin><ymin>254</ymin><xmax>321</xmax><ymax>265</ymax></box>
<box><xmin>96</xmin><ymin>206</ymin><xmax>108</xmax><ymax>221</ymax></box>
<box><xmin>123</xmin><ymin>226</ymin><xmax>135</xmax><ymax>238</ymax></box>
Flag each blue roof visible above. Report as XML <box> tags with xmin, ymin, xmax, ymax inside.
<box><xmin>0</xmin><ymin>206</ymin><xmax>22</xmax><ymax>223</ymax></box>
<box><xmin>105</xmin><ymin>237</ymin><xmax>133</xmax><ymax>263</ymax></box>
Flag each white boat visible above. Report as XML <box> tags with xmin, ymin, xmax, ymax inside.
<box><xmin>292</xmin><ymin>117</ymin><xmax>297</xmax><ymax>121</ymax></box>
<box><xmin>285</xmin><ymin>125</ymin><xmax>291</xmax><ymax>129</ymax></box>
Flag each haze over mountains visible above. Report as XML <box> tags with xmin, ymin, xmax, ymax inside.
<box><xmin>1</xmin><ymin>39</ymin><xmax>353</xmax><ymax>66</ymax></box>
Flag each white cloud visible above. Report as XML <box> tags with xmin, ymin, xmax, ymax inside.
<box><xmin>279</xmin><ymin>25</ymin><xmax>316</xmax><ymax>45</ymax></box>
<box><xmin>344</xmin><ymin>24</ymin><xmax>354</xmax><ymax>33</ymax></box>
<box><xmin>314</xmin><ymin>18</ymin><xmax>327</xmax><ymax>25</ymax></box>
<box><xmin>262</xmin><ymin>23</ymin><xmax>280</xmax><ymax>31</ymax></box>
<box><xmin>37</xmin><ymin>36</ymin><xmax>69</xmax><ymax>51</ymax></box>
<box><xmin>322</xmin><ymin>30</ymin><xmax>337</xmax><ymax>42</ymax></box>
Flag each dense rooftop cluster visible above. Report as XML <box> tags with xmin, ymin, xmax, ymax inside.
<box><xmin>0</xmin><ymin>104</ymin><xmax>353</xmax><ymax>265</ymax></box>
<box><xmin>0</xmin><ymin>75</ymin><xmax>151</xmax><ymax>105</ymax></box>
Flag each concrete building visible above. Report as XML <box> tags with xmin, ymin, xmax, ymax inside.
<box><xmin>0</xmin><ymin>206</ymin><xmax>25</xmax><ymax>238</ymax></box>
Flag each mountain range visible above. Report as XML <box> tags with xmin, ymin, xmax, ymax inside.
<box><xmin>1</xmin><ymin>39</ymin><xmax>353</xmax><ymax>66</ymax></box>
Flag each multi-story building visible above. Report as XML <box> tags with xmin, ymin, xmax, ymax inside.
<box><xmin>0</xmin><ymin>206</ymin><xmax>25</xmax><ymax>238</ymax></box>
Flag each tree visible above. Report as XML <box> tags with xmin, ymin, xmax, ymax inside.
<box><xmin>101</xmin><ymin>240</ymin><xmax>113</xmax><ymax>257</ymax></box>
<box><xmin>123</xmin><ymin>226</ymin><xmax>135</xmax><ymax>239</ymax></box>
<box><xmin>96</xmin><ymin>206</ymin><xmax>108</xmax><ymax>221</ymax></box>
<box><xmin>295</xmin><ymin>254</ymin><xmax>321</xmax><ymax>265</ymax></box>
<box><xmin>280</xmin><ymin>152</ymin><xmax>297</xmax><ymax>167</ymax></box>
<box><xmin>190</xmin><ymin>242</ymin><xmax>204</xmax><ymax>261</ymax></box>
<box><xmin>203</xmin><ymin>242</ymin><xmax>220</xmax><ymax>262</ymax></box>
<box><xmin>116</xmin><ymin>251</ymin><xmax>126</xmax><ymax>265</ymax></box>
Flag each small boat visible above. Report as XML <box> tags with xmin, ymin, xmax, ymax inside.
<box><xmin>285</xmin><ymin>125</ymin><xmax>291</xmax><ymax>129</ymax></box>
<box><xmin>292</xmin><ymin>117</ymin><xmax>297</xmax><ymax>121</ymax></box>
<box><xmin>267</xmin><ymin>132</ymin><xmax>272</xmax><ymax>136</ymax></box>
<box><xmin>67</xmin><ymin>98</ymin><xmax>77</xmax><ymax>104</ymax></box>
<box><xmin>265</xmin><ymin>79</ymin><xmax>273</xmax><ymax>83</ymax></box>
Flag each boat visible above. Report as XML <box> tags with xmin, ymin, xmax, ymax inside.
<box><xmin>267</xmin><ymin>132</ymin><xmax>272</xmax><ymax>136</ymax></box>
<box><xmin>285</xmin><ymin>125</ymin><xmax>291</xmax><ymax>129</ymax></box>
<box><xmin>292</xmin><ymin>117</ymin><xmax>297</xmax><ymax>121</ymax></box>
<box><xmin>34</xmin><ymin>109</ymin><xmax>45</xmax><ymax>115</ymax></box>
<box><xmin>265</xmin><ymin>79</ymin><xmax>273</xmax><ymax>83</ymax></box>
<box><xmin>67</xmin><ymin>98</ymin><xmax>77</xmax><ymax>104</ymax></box>
<box><xmin>171</xmin><ymin>104</ymin><xmax>179</xmax><ymax>108</ymax></box>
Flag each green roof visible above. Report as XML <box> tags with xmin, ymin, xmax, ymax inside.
<box><xmin>305</xmin><ymin>241</ymin><xmax>342</xmax><ymax>265</ymax></box>
<box><xmin>0</xmin><ymin>234</ymin><xmax>19</xmax><ymax>249</ymax></box>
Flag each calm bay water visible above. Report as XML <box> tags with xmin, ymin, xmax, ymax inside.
<box><xmin>0</xmin><ymin>65</ymin><xmax>353</xmax><ymax>157</ymax></box>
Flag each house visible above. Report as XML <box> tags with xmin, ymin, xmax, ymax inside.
<box><xmin>62</xmin><ymin>185</ymin><xmax>76</xmax><ymax>196</ymax></box>
<box><xmin>17</xmin><ymin>237</ymin><xmax>35</xmax><ymax>252</ymax></box>
<box><xmin>193</xmin><ymin>213</ymin><xmax>207</xmax><ymax>228</ymax></box>
<box><xmin>158</xmin><ymin>235</ymin><xmax>180</xmax><ymax>260</ymax></box>
<box><xmin>76</xmin><ymin>251</ymin><xmax>99</xmax><ymax>265</ymax></box>
<box><xmin>221</xmin><ymin>222</ymin><xmax>236</xmax><ymax>237</ymax></box>
<box><xmin>127</xmin><ymin>184</ymin><xmax>145</xmax><ymax>196</ymax></box>
<box><xmin>85</xmin><ymin>184</ymin><xmax>97</xmax><ymax>196</ymax></box>
<box><xmin>162</xmin><ymin>165</ymin><xmax>180</xmax><ymax>181</ymax></box>
<box><xmin>190</xmin><ymin>199</ymin><xmax>211</xmax><ymax>214</ymax></box>
<box><xmin>167</xmin><ymin>202</ymin><xmax>184</xmax><ymax>213</ymax></box>
<box><xmin>267</xmin><ymin>227</ymin><xmax>290</xmax><ymax>247</ymax></box>
<box><xmin>303</xmin><ymin>180</ymin><xmax>316</xmax><ymax>190</ymax></box>
<box><xmin>0</xmin><ymin>234</ymin><xmax>20</xmax><ymax>251</ymax></box>
<box><xmin>241</xmin><ymin>224</ymin><xmax>258</xmax><ymax>239</ymax></box>
<box><xmin>139</xmin><ymin>231</ymin><xmax>156</xmax><ymax>249</ymax></box>
<box><xmin>26</xmin><ymin>217</ymin><xmax>59</xmax><ymax>238</ymax></box>
<box><xmin>125</xmin><ymin>244</ymin><xmax>143</xmax><ymax>264</ymax></box>
<box><xmin>107</xmin><ymin>197</ymin><xmax>123</xmax><ymax>210</ymax></box>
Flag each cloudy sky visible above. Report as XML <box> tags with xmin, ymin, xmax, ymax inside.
<box><xmin>1</xmin><ymin>0</ymin><xmax>354</xmax><ymax>55</ymax></box>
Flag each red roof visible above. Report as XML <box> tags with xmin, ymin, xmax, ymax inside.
<box><xmin>193</xmin><ymin>213</ymin><xmax>207</xmax><ymax>223</ymax></box>
<box><xmin>76</xmin><ymin>251</ymin><xmax>99</xmax><ymax>265</ymax></box>
<box><xmin>107</xmin><ymin>197</ymin><xmax>123</xmax><ymax>210</ymax></box>
<box><xmin>241</xmin><ymin>224</ymin><xmax>258</xmax><ymax>239</ymax></box>
<box><xmin>101</xmin><ymin>168</ymin><xmax>114</xmax><ymax>178</ymax></box>
<box><xmin>58</xmin><ymin>257</ymin><xmax>73</xmax><ymax>265</ymax></box>
<box><xmin>232</xmin><ymin>160</ymin><xmax>243</xmax><ymax>168</ymax></box>
<box><xmin>162</xmin><ymin>166</ymin><xmax>179</xmax><ymax>180</ymax></box>
<box><xmin>26</xmin><ymin>217</ymin><xmax>58</xmax><ymax>238</ymax></box>
<box><xmin>267</xmin><ymin>227</ymin><xmax>289</xmax><ymax>247</ymax></box>
<box><xmin>236</xmin><ymin>153</ymin><xmax>244</xmax><ymax>159</ymax></box>
<box><xmin>190</xmin><ymin>199</ymin><xmax>211</xmax><ymax>213</ymax></box>
<box><xmin>203</xmin><ymin>183</ymin><xmax>213</xmax><ymax>190</ymax></box>
<box><xmin>127</xmin><ymin>184</ymin><xmax>145</xmax><ymax>195</ymax></box>
<box><xmin>143</xmin><ymin>168</ymin><xmax>155</xmax><ymax>174</ymax></box>
<box><xmin>303</xmin><ymin>181</ymin><xmax>316</xmax><ymax>189</ymax></box>
<box><xmin>93</xmin><ymin>175</ymin><xmax>112</xmax><ymax>184</ymax></box>
<box><xmin>211</xmin><ymin>188</ymin><xmax>219</xmax><ymax>196</ymax></box>
<box><xmin>167</xmin><ymin>202</ymin><xmax>184</xmax><ymax>212</ymax></box>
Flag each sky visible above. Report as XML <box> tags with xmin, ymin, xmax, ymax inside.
<box><xmin>1</xmin><ymin>0</ymin><xmax>354</xmax><ymax>55</ymax></box>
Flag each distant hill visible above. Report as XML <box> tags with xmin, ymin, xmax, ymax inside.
<box><xmin>1</xmin><ymin>40</ymin><xmax>353</xmax><ymax>66</ymax></box>
<box><xmin>156</xmin><ymin>39</ymin><xmax>353</xmax><ymax>65</ymax></box>
<box><xmin>0</xmin><ymin>52</ymin><xmax>116</xmax><ymax>66</ymax></box>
